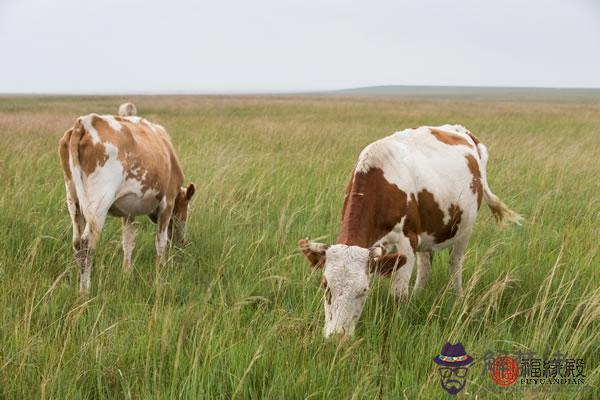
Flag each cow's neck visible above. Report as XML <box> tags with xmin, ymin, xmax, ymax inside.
<box><xmin>336</xmin><ymin>167</ymin><xmax>406</xmax><ymax>248</ymax></box>
<box><xmin>336</xmin><ymin>191</ymin><xmax>376</xmax><ymax>247</ymax></box>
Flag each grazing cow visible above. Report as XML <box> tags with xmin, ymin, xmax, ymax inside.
<box><xmin>118</xmin><ymin>102</ymin><xmax>137</xmax><ymax>117</ymax></box>
<box><xmin>59</xmin><ymin>113</ymin><xmax>195</xmax><ymax>292</ymax></box>
<box><xmin>299</xmin><ymin>125</ymin><xmax>522</xmax><ymax>338</ymax></box>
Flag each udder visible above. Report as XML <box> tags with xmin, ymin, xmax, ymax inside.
<box><xmin>109</xmin><ymin>192</ymin><xmax>161</xmax><ymax>217</ymax></box>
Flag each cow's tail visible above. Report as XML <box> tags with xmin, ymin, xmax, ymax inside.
<box><xmin>483</xmin><ymin>185</ymin><xmax>523</xmax><ymax>226</ymax></box>
<box><xmin>478</xmin><ymin>142</ymin><xmax>524</xmax><ymax>226</ymax></box>
<box><xmin>68</xmin><ymin>118</ymin><xmax>89</xmax><ymax>214</ymax></box>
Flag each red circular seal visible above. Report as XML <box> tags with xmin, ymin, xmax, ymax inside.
<box><xmin>488</xmin><ymin>356</ymin><xmax>519</xmax><ymax>386</ymax></box>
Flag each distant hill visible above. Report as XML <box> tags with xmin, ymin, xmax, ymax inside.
<box><xmin>324</xmin><ymin>85</ymin><xmax>600</xmax><ymax>99</ymax></box>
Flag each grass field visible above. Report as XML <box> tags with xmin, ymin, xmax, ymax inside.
<box><xmin>0</xmin><ymin>94</ymin><xmax>598</xmax><ymax>399</ymax></box>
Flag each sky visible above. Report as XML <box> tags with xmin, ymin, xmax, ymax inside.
<box><xmin>1</xmin><ymin>0</ymin><xmax>599</xmax><ymax>93</ymax></box>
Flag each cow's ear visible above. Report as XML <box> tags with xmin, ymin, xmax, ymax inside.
<box><xmin>369</xmin><ymin>246</ymin><xmax>406</xmax><ymax>275</ymax></box>
<box><xmin>186</xmin><ymin>183</ymin><xmax>196</xmax><ymax>200</ymax></box>
<box><xmin>368</xmin><ymin>245</ymin><xmax>384</xmax><ymax>262</ymax></box>
<box><xmin>298</xmin><ymin>239</ymin><xmax>328</xmax><ymax>268</ymax></box>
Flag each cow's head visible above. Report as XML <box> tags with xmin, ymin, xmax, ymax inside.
<box><xmin>298</xmin><ymin>239</ymin><xmax>406</xmax><ymax>339</ymax></box>
<box><xmin>170</xmin><ymin>183</ymin><xmax>196</xmax><ymax>243</ymax></box>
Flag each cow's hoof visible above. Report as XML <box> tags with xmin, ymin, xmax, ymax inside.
<box><xmin>394</xmin><ymin>291</ymin><xmax>409</xmax><ymax>304</ymax></box>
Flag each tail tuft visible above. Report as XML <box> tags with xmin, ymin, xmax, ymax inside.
<box><xmin>484</xmin><ymin>189</ymin><xmax>523</xmax><ymax>226</ymax></box>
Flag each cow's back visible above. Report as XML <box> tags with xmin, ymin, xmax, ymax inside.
<box><xmin>115</xmin><ymin>116</ymin><xmax>183</xmax><ymax>196</ymax></box>
<box><xmin>355</xmin><ymin>125</ymin><xmax>483</xmax><ymax>250</ymax></box>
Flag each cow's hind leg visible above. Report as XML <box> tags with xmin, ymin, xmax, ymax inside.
<box><xmin>390</xmin><ymin>238</ymin><xmax>416</xmax><ymax>303</ymax></box>
<box><xmin>449</xmin><ymin>235</ymin><xmax>470</xmax><ymax>296</ymax></box>
<box><xmin>65</xmin><ymin>186</ymin><xmax>86</xmax><ymax>271</ymax></box>
<box><xmin>122</xmin><ymin>216</ymin><xmax>136</xmax><ymax>272</ymax></box>
<box><xmin>414</xmin><ymin>251</ymin><xmax>433</xmax><ymax>295</ymax></box>
<box><xmin>78</xmin><ymin>194</ymin><xmax>114</xmax><ymax>293</ymax></box>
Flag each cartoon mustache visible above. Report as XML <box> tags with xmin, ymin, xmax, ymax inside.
<box><xmin>444</xmin><ymin>379</ymin><xmax>463</xmax><ymax>388</ymax></box>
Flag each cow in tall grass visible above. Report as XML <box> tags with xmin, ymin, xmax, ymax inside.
<box><xmin>299</xmin><ymin>125</ymin><xmax>522</xmax><ymax>338</ymax></box>
<box><xmin>59</xmin><ymin>112</ymin><xmax>195</xmax><ymax>292</ymax></box>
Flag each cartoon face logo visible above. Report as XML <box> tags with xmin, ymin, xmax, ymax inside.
<box><xmin>433</xmin><ymin>342</ymin><xmax>474</xmax><ymax>395</ymax></box>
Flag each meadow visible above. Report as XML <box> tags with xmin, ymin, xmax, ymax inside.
<box><xmin>0</xmin><ymin>94</ymin><xmax>598</xmax><ymax>399</ymax></box>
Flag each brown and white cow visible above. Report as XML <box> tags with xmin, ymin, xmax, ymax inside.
<box><xmin>59</xmin><ymin>112</ymin><xmax>195</xmax><ymax>292</ymax></box>
<box><xmin>299</xmin><ymin>124</ymin><xmax>522</xmax><ymax>338</ymax></box>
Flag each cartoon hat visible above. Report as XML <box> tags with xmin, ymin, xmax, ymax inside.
<box><xmin>433</xmin><ymin>342</ymin><xmax>474</xmax><ymax>367</ymax></box>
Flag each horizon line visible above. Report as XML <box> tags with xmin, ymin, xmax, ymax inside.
<box><xmin>2</xmin><ymin>84</ymin><xmax>600</xmax><ymax>96</ymax></box>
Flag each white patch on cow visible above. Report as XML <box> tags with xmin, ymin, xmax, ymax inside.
<box><xmin>103</xmin><ymin>142</ymin><xmax>119</xmax><ymax>158</ymax></box>
<box><xmin>83</xmin><ymin>144</ymin><xmax>124</xmax><ymax>221</ymax></box>
<box><xmin>81</xmin><ymin>114</ymin><xmax>101</xmax><ymax>144</ymax></box>
<box><xmin>68</xmin><ymin>162</ymin><xmax>89</xmax><ymax>215</ymax></box>
<box><xmin>322</xmin><ymin>245</ymin><xmax>370</xmax><ymax>338</ymax></box>
<box><xmin>124</xmin><ymin>116</ymin><xmax>142</xmax><ymax>124</ymax></box>
<box><xmin>100</xmin><ymin>115</ymin><xmax>123</xmax><ymax>131</ymax></box>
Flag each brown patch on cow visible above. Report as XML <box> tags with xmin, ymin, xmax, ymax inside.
<box><xmin>417</xmin><ymin>189</ymin><xmax>463</xmax><ymax>244</ymax></box>
<box><xmin>465</xmin><ymin>154</ymin><xmax>483</xmax><ymax>208</ymax></box>
<box><xmin>122</xmin><ymin>120</ymin><xmax>182</xmax><ymax>196</ymax></box>
<box><xmin>402</xmin><ymin>193</ymin><xmax>421</xmax><ymax>252</ymax></box>
<box><xmin>74</xmin><ymin>115</ymin><xmax>113</xmax><ymax>175</ymax></box>
<box><xmin>335</xmin><ymin>165</ymin><xmax>465</xmax><ymax>256</ymax></box>
<box><xmin>337</xmin><ymin>168</ymin><xmax>408</xmax><ymax>248</ymax></box>
<box><xmin>370</xmin><ymin>253</ymin><xmax>407</xmax><ymax>276</ymax></box>
<box><xmin>464</xmin><ymin>130</ymin><xmax>482</xmax><ymax>157</ymax></box>
<box><xmin>429</xmin><ymin>128</ymin><xmax>473</xmax><ymax>147</ymax></box>
<box><xmin>79</xmin><ymin>143</ymin><xmax>109</xmax><ymax>176</ymax></box>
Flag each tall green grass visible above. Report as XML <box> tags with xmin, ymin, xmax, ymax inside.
<box><xmin>0</xmin><ymin>95</ymin><xmax>598</xmax><ymax>399</ymax></box>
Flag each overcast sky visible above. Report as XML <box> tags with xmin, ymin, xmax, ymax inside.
<box><xmin>1</xmin><ymin>0</ymin><xmax>599</xmax><ymax>93</ymax></box>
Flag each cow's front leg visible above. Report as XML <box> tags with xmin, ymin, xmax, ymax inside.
<box><xmin>449</xmin><ymin>236</ymin><xmax>470</xmax><ymax>296</ymax></box>
<box><xmin>122</xmin><ymin>216</ymin><xmax>136</xmax><ymax>272</ymax></box>
<box><xmin>414</xmin><ymin>251</ymin><xmax>433</xmax><ymax>295</ymax></box>
<box><xmin>390</xmin><ymin>238</ymin><xmax>416</xmax><ymax>303</ymax></box>
<box><xmin>155</xmin><ymin>199</ymin><xmax>174</xmax><ymax>263</ymax></box>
